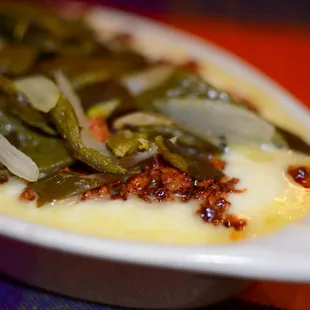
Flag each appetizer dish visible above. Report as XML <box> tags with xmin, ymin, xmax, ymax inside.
<box><xmin>0</xmin><ymin>2</ymin><xmax>309</xmax><ymax>245</ymax></box>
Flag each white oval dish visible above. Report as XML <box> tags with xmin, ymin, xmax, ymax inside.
<box><xmin>1</xmin><ymin>6</ymin><xmax>310</xmax><ymax>309</ymax></box>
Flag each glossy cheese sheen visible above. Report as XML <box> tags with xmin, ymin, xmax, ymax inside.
<box><xmin>224</xmin><ymin>145</ymin><xmax>310</xmax><ymax>237</ymax></box>
<box><xmin>0</xmin><ymin>145</ymin><xmax>309</xmax><ymax>245</ymax></box>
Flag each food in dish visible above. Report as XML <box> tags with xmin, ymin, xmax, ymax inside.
<box><xmin>0</xmin><ymin>3</ymin><xmax>309</xmax><ymax>245</ymax></box>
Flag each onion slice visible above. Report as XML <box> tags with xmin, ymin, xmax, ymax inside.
<box><xmin>113</xmin><ymin>112</ymin><xmax>172</xmax><ymax>130</ymax></box>
<box><xmin>118</xmin><ymin>145</ymin><xmax>158</xmax><ymax>168</ymax></box>
<box><xmin>122</xmin><ymin>65</ymin><xmax>174</xmax><ymax>95</ymax></box>
<box><xmin>170</xmin><ymin>137</ymin><xmax>178</xmax><ymax>144</ymax></box>
<box><xmin>0</xmin><ymin>134</ymin><xmax>39</xmax><ymax>181</ymax></box>
<box><xmin>155</xmin><ymin>98</ymin><xmax>275</xmax><ymax>144</ymax></box>
<box><xmin>14</xmin><ymin>75</ymin><xmax>60</xmax><ymax>113</ymax></box>
<box><xmin>80</xmin><ymin>127</ymin><xmax>114</xmax><ymax>158</ymax></box>
<box><xmin>54</xmin><ymin>70</ymin><xmax>89</xmax><ymax>128</ymax></box>
<box><xmin>54</xmin><ymin>71</ymin><xmax>115</xmax><ymax>159</ymax></box>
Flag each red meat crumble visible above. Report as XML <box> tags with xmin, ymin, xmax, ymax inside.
<box><xmin>0</xmin><ymin>177</ymin><xmax>8</xmax><ymax>185</ymax></box>
<box><xmin>288</xmin><ymin>166</ymin><xmax>310</xmax><ymax>188</ymax></box>
<box><xmin>88</xmin><ymin>116</ymin><xmax>110</xmax><ymax>143</ymax></box>
<box><xmin>19</xmin><ymin>187</ymin><xmax>36</xmax><ymax>202</ymax></box>
<box><xmin>80</xmin><ymin>155</ymin><xmax>246</xmax><ymax>231</ymax></box>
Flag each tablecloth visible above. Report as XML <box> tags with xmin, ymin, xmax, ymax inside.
<box><xmin>1</xmin><ymin>2</ymin><xmax>310</xmax><ymax>309</ymax></box>
<box><xmin>0</xmin><ymin>276</ymin><xmax>279</xmax><ymax>310</ymax></box>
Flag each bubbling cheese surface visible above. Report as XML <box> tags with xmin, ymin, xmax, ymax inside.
<box><xmin>0</xmin><ymin>145</ymin><xmax>309</xmax><ymax>245</ymax></box>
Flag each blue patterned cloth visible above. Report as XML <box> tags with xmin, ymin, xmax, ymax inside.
<box><xmin>0</xmin><ymin>275</ymin><xmax>276</xmax><ymax>310</ymax></box>
<box><xmin>0</xmin><ymin>276</ymin><xmax>126</xmax><ymax>310</ymax></box>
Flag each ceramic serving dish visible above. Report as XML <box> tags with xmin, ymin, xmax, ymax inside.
<box><xmin>1</xmin><ymin>6</ymin><xmax>310</xmax><ymax>309</ymax></box>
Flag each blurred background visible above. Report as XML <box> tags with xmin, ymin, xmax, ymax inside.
<box><xmin>99</xmin><ymin>0</ymin><xmax>310</xmax><ymax>26</ymax></box>
<box><xmin>87</xmin><ymin>0</ymin><xmax>310</xmax><ymax>107</ymax></box>
<box><xmin>34</xmin><ymin>0</ymin><xmax>310</xmax><ymax>106</ymax></box>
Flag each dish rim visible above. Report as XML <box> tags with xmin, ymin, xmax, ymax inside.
<box><xmin>1</xmin><ymin>6</ymin><xmax>310</xmax><ymax>283</ymax></box>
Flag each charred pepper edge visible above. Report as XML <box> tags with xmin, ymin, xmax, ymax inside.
<box><xmin>0</xmin><ymin>2</ymin><xmax>307</xmax><ymax>233</ymax></box>
<box><xmin>49</xmin><ymin>94</ymin><xmax>127</xmax><ymax>175</ymax></box>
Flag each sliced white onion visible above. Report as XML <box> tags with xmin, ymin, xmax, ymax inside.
<box><xmin>170</xmin><ymin>136</ymin><xmax>178</xmax><ymax>144</ymax></box>
<box><xmin>80</xmin><ymin>127</ymin><xmax>114</xmax><ymax>158</ymax></box>
<box><xmin>14</xmin><ymin>75</ymin><xmax>60</xmax><ymax>113</ymax></box>
<box><xmin>0</xmin><ymin>134</ymin><xmax>39</xmax><ymax>182</ymax></box>
<box><xmin>137</xmin><ymin>138</ymin><xmax>149</xmax><ymax>148</ymax></box>
<box><xmin>113</xmin><ymin>112</ymin><xmax>172</xmax><ymax>130</ymax></box>
<box><xmin>54</xmin><ymin>70</ymin><xmax>89</xmax><ymax>128</ymax></box>
<box><xmin>154</xmin><ymin>98</ymin><xmax>275</xmax><ymax>144</ymax></box>
<box><xmin>122</xmin><ymin>65</ymin><xmax>174</xmax><ymax>95</ymax></box>
<box><xmin>54</xmin><ymin>71</ymin><xmax>115</xmax><ymax>159</ymax></box>
<box><xmin>118</xmin><ymin>145</ymin><xmax>158</xmax><ymax>168</ymax></box>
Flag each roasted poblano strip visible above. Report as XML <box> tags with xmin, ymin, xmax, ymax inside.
<box><xmin>137</xmin><ymin>69</ymin><xmax>232</xmax><ymax>110</ymax></box>
<box><xmin>137</xmin><ymin>69</ymin><xmax>310</xmax><ymax>154</ymax></box>
<box><xmin>136</xmin><ymin>70</ymin><xmax>246</xmax><ymax>146</ymax></box>
<box><xmin>0</xmin><ymin>3</ymin><xmax>73</xmax><ymax>39</ymax></box>
<box><xmin>0</xmin><ymin>2</ymin><xmax>95</xmax><ymax>47</ymax></box>
<box><xmin>49</xmin><ymin>95</ymin><xmax>127</xmax><ymax>175</ymax></box>
<box><xmin>155</xmin><ymin>136</ymin><xmax>223</xmax><ymax>180</ymax></box>
<box><xmin>0</xmin><ymin>163</ymin><xmax>9</xmax><ymax>178</ymax></box>
<box><xmin>34</xmin><ymin>52</ymin><xmax>149</xmax><ymax>89</ymax></box>
<box><xmin>133</xmin><ymin>124</ymin><xmax>223</xmax><ymax>155</ymax></box>
<box><xmin>106</xmin><ymin>130</ymin><xmax>151</xmax><ymax>158</ymax></box>
<box><xmin>0</xmin><ymin>1</ymin><xmax>309</xmax><ymax>211</ymax></box>
<box><xmin>78</xmin><ymin>80</ymin><xmax>136</xmax><ymax>118</ymax></box>
<box><xmin>29</xmin><ymin>172</ymin><xmax>125</xmax><ymax>207</ymax></box>
<box><xmin>274</xmin><ymin>127</ymin><xmax>310</xmax><ymax>154</ymax></box>
<box><xmin>0</xmin><ymin>110</ymin><xmax>74</xmax><ymax>179</ymax></box>
<box><xmin>112</xmin><ymin>111</ymin><xmax>221</xmax><ymax>155</ymax></box>
<box><xmin>0</xmin><ymin>44</ymin><xmax>37</xmax><ymax>75</ymax></box>
<box><xmin>0</xmin><ymin>75</ymin><xmax>56</xmax><ymax>135</ymax></box>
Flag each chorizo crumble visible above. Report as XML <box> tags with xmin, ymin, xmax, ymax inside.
<box><xmin>19</xmin><ymin>155</ymin><xmax>246</xmax><ymax>231</ymax></box>
<box><xmin>0</xmin><ymin>177</ymin><xmax>8</xmax><ymax>185</ymax></box>
<box><xmin>0</xmin><ymin>3</ymin><xmax>307</xmax><ymax>240</ymax></box>
<box><xmin>288</xmin><ymin>166</ymin><xmax>310</xmax><ymax>189</ymax></box>
<box><xmin>88</xmin><ymin>116</ymin><xmax>110</xmax><ymax>143</ymax></box>
<box><xmin>19</xmin><ymin>187</ymin><xmax>36</xmax><ymax>202</ymax></box>
<box><xmin>80</xmin><ymin>155</ymin><xmax>247</xmax><ymax>231</ymax></box>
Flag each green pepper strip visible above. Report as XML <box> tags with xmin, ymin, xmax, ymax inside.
<box><xmin>275</xmin><ymin>126</ymin><xmax>310</xmax><ymax>154</ymax></box>
<box><xmin>0</xmin><ymin>44</ymin><xmax>37</xmax><ymax>75</ymax></box>
<box><xmin>0</xmin><ymin>75</ymin><xmax>56</xmax><ymax>135</ymax></box>
<box><xmin>155</xmin><ymin>136</ymin><xmax>224</xmax><ymax>180</ymax></box>
<box><xmin>0</xmin><ymin>110</ymin><xmax>74</xmax><ymax>179</ymax></box>
<box><xmin>49</xmin><ymin>95</ymin><xmax>127</xmax><ymax>175</ymax></box>
<box><xmin>29</xmin><ymin>172</ymin><xmax>124</xmax><ymax>207</ymax></box>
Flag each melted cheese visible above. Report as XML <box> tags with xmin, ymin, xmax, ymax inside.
<box><xmin>0</xmin><ymin>12</ymin><xmax>309</xmax><ymax>246</ymax></box>
<box><xmin>0</xmin><ymin>145</ymin><xmax>309</xmax><ymax>245</ymax></box>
